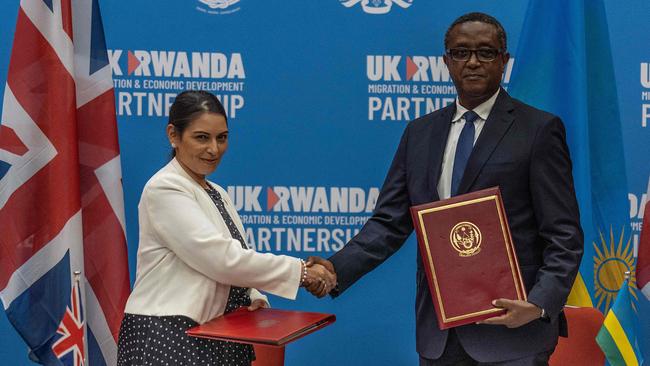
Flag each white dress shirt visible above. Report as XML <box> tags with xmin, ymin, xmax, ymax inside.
<box><xmin>124</xmin><ymin>158</ymin><xmax>302</xmax><ymax>324</ymax></box>
<box><xmin>436</xmin><ymin>89</ymin><xmax>500</xmax><ymax>200</ymax></box>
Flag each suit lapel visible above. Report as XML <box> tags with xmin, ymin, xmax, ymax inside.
<box><xmin>456</xmin><ymin>90</ymin><xmax>515</xmax><ymax>195</ymax></box>
<box><xmin>427</xmin><ymin>105</ymin><xmax>455</xmax><ymax>201</ymax></box>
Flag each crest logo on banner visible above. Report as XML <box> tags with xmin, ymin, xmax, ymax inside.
<box><xmin>339</xmin><ymin>0</ymin><xmax>413</xmax><ymax>14</ymax></box>
<box><xmin>196</xmin><ymin>0</ymin><xmax>241</xmax><ymax>15</ymax></box>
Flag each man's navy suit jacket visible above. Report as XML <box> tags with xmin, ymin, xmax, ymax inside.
<box><xmin>329</xmin><ymin>89</ymin><xmax>584</xmax><ymax>362</ymax></box>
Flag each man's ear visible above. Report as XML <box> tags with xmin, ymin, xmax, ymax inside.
<box><xmin>501</xmin><ymin>52</ymin><xmax>510</xmax><ymax>64</ymax></box>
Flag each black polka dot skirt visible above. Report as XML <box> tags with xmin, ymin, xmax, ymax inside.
<box><xmin>117</xmin><ymin>314</ymin><xmax>254</xmax><ymax>366</ymax></box>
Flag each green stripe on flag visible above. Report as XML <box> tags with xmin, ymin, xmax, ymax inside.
<box><xmin>596</xmin><ymin>327</ymin><xmax>627</xmax><ymax>366</ymax></box>
<box><xmin>597</xmin><ymin>311</ymin><xmax>640</xmax><ymax>366</ymax></box>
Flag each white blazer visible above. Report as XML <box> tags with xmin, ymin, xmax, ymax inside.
<box><xmin>124</xmin><ymin>158</ymin><xmax>302</xmax><ymax>324</ymax></box>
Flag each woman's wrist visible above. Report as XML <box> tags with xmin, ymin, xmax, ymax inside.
<box><xmin>299</xmin><ymin>259</ymin><xmax>308</xmax><ymax>286</ymax></box>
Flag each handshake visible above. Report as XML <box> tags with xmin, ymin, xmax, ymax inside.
<box><xmin>300</xmin><ymin>256</ymin><xmax>337</xmax><ymax>298</ymax></box>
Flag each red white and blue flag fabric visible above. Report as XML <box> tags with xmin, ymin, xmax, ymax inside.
<box><xmin>0</xmin><ymin>0</ymin><xmax>130</xmax><ymax>365</ymax></box>
<box><xmin>52</xmin><ymin>274</ymin><xmax>85</xmax><ymax>366</ymax></box>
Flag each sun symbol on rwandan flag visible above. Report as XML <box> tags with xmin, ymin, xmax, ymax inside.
<box><xmin>593</xmin><ymin>227</ymin><xmax>638</xmax><ymax>313</ymax></box>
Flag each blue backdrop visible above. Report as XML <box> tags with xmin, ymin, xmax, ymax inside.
<box><xmin>1</xmin><ymin>1</ymin><xmax>648</xmax><ymax>365</ymax></box>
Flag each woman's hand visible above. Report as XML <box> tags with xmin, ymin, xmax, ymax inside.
<box><xmin>247</xmin><ymin>299</ymin><xmax>269</xmax><ymax>311</ymax></box>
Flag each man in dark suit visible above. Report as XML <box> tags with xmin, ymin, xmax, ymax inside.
<box><xmin>312</xmin><ymin>12</ymin><xmax>584</xmax><ymax>365</ymax></box>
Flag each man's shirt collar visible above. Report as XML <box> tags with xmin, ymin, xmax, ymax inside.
<box><xmin>452</xmin><ymin>88</ymin><xmax>500</xmax><ymax>122</ymax></box>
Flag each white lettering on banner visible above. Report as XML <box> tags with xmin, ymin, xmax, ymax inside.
<box><xmin>226</xmin><ymin>186</ymin><xmax>376</xmax><ymax>254</ymax></box>
<box><xmin>142</xmin><ymin>79</ymin><xmax>185</xmax><ymax>90</ymax></box>
<box><xmin>410</xmin><ymin>56</ymin><xmax>450</xmax><ymax>82</ymax></box>
<box><xmin>240</xmin><ymin>214</ymin><xmax>273</xmax><ymax>225</ymax></box>
<box><xmin>641</xmin><ymin>63</ymin><xmax>650</xmax><ymax>88</ymax></box>
<box><xmin>629</xmin><ymin>191</ymin><xmax>647</xmax><ymax>258</ymax></box>
<box><xmin>122</xmin><ymin>79</ymin><xmax>245</xmax><ymax>92</ymax></box>
<box><xmin>369</xmin><ymin>96</ymin><xmax>455</xmax><ymax>121</ymax></box>
<box><xmin>173</xmin><ymin>52</ymin><xmax>191</xmax><ymax>77</ymax></box>
<box><xmin>116</xmin><ymin>91</ymin><xmax>244</xmax><ymax>117</ymax></box>
<box><xmin>276</xmin><ymin>187</ymin><xmax>377</xmax><ymax>213</ymax></box>
<box><xmin>108</xmin><ymin>49</ymin><xmax>123</xmax><ymax>76</ymax></box>
<box><xmin>109</xmin><ymin>48</ymin><xmax>248</xmax><ymax>119</ymax></box>
<box><xmin>226</xmin><ymin>186</ymin><xmax>380</xmax><ymax>213</ymax></box>
<box><xmin>132</xmin><ymin>51</ymin><xmax>151</xmax><ymax>76</ymax></box>
<box><xmin>640</xmin><ymin>64</ymin><xmax>649</xmax><ymax>127</ymax></box>
<box><xmin>282</xmin><ymin>215</ymin><xmax>323</xmax><ymax>225</ymax></box>
<box><xmin>629</xmin><ymin>193</ymin><xmax>648</xmax><ymax>219</ymax></box>
<box><xmin>367</xmin><ymin>55</ymin><xmax>402</xmax><ymax>81</ymax></box>
<box><xmin>127</xmin><ymin>51</ymin><xmax>245</xmax><ymax>79</ymax></box>
<box><xmin>227</xmin><ymin>186</ymin><xmax>262</xmax><ymax>211</ymax></box>
<box><xmin>244</xmin><ymin>227</ymin><xmax>360</xmax><ymax>252</ymax></box>
<box><xmin>420</xmin><ymin>85</ymin><xmax>457</xmax><ymax>94</ymax></box>
<box><xmin>368</xmin><ymin>84</ymin><xmax>412</xmax><ymax>94</ymax></box>
<box><xmin>118</xmin><ymin>92</ymin><xmax>131</xmax><ymax>116</ymax></box>
<box><xmin>364</xmin><ymin>55</ymin><xmax>513</xmax><ymax>122</ymax></box>
<box><xmin>113</xmin><ymin>79</ymin><xmax>132</xmax><ymax>88</ymax></box>
<box><xmin>184</xmin><ymin>80</ymin><xmax>244</xmax><ymax>91</ymax></box>
<box><xmin>150</xmin><ymin>51</ymin><xmax>175</xmax><ymax>77</ymax></box>
<box><xmin>366</xmin><ymin>56</ymin><xmax>513</xmax><ymax>84</ymax></box>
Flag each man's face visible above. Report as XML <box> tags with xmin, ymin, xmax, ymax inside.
<box><xmin>443</xmin><ymin>21</ymin><xmax>510</xmax><ymax>109</ymax></box>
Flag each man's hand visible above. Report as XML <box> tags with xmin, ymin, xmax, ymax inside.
<box><xmin>306</xmin><ymin>256</ymin><xmax>335</xmax><ymax>273</ymax></box>
<box><xmin>302</xmin><ymin>256</ymin><xmax>337</xmax><ymax>298</ymax></box>
<box><xmin>478</xmin><ymin>299</ymin><xmax>543</xmax><ymax>328</ymax></box>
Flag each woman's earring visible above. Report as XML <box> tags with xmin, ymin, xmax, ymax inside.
<box><xmin>171</xmin><ymin>143</ymin><xmax>176</xmax><ymax>148</ymax></box>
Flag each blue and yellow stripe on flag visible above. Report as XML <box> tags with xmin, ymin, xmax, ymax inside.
<box><xmin>508</xmin><ymin>0</ymin><xmax>631</xmax><ymax>312</ymax></box>
<box><xmin>596</xmin><ymin>278</ymin><xmax>643</xmax><ymax>366</ymax></box>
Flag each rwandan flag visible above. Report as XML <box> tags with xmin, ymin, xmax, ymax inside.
<box><xmin>508</xmin><ymin>0</ymin><xmax>649</xmax><ymax>362</ymax></box>
<box><xmin>508</xmin><ymin>0</ymin><xmax>634</xmax><ymax>312</ymax></box>
<box><xmin>596</xmin><ymin>278</ymin><xmax>644</xmax><ymax>365</ymax></box>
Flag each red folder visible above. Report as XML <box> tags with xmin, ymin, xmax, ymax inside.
<box><xmin>186</xmin><ymin>308</ymin><xmax>335</xmax><ymax>347</ymax></box>
<box><xmin>410</xmin><ymin>187</ymin><xmax>526</xmax><ymax>329</ymax></box>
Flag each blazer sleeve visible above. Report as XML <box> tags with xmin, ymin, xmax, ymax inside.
<box><xmin>143</xmin><ymin>175</ymin><xmax>302</xmax><ymax>299</ymax></box>
<box><xmin>329</xmin><ymin>125</ymin><xmax>414</xmax><ymax>295</ymax></box>
<box><xmin>526</xmin><ymin>117</ymin><xmax>584</xmax><ymax>320</ymax></box>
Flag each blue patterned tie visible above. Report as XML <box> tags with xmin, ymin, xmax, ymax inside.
<box><xmin>451</xmin><ymin>111</ymin><xmax>479</xmax><ymax>196</ymax></box>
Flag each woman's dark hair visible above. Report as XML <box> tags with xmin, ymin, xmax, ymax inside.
<box><xmin>168</xmin><ymin>90</ymin><xmax>227</xmax><ymax>157</ymax></box>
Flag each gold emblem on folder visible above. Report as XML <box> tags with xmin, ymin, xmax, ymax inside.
<box><xmin>450</xmin><ymin>221</ymin><xmax>482</xmax><ymax>257</ymax></box>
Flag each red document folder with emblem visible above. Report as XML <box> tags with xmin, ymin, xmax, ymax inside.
<box><xmin>186</xmin><ymin>308</ymin><xmax>335</xmax><ymax>347</ymax></box>
<box><xmin>410</xmin><ymin>187</ymin><xmax>526</xmax><ymax>329</ymax></box>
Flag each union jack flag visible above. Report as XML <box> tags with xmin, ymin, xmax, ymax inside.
<box><xmin>0</xmin><ymin>0</ymin><xmax>130</xmax><ymax>365</ymax></box>
<box><xmin>52</xmin><ymin>273</ymin><xmax>85</xmax><ymax>366</ymax></box>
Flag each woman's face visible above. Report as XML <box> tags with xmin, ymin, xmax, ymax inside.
<box><xmin>167</xmin><ymin>112</ymin><xmax>228</xmax><ymax>185</ymax></box>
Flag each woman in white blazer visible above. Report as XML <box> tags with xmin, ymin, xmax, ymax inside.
<box><xmin>116</xmin><ymin>91</ymin><xmax>335</xmax><ymax>366</ymax></box>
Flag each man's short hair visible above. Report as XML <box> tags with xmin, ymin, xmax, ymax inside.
<box><xmin>444</xmin><ymin>12</ymin><xmax>507</xmax><ymax>51</ymax></box>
